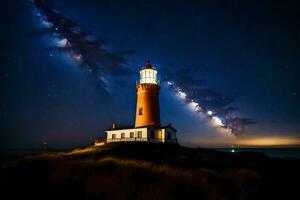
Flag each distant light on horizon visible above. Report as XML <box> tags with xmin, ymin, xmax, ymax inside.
<box><xmin>183</xmin><ymin>135</ymin><xmax>300</xmax><ymax>148</ymax></box>
<box><xmin>235</xmin><ymin>136</ymin><xmax>300</xmax><ymax>147</ymax></box>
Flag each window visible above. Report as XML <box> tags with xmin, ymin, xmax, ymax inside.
<box><xmin>112</xmin><ymin>134</ymin><xmax>116</xmax><ymax>139</ymax></box>
<box><xmin>150</xmin><ymin>130</ymin><xmax>155</xmax><ymax>139</ymax></box>
<box><xmin>130</xmin><ymin>132</ymin><xmax>134</xmax><ymax>138</ymax></box>
<box><xmin>139</xmin><ymin>107</ymin><xmax>143</xmax><ymax>115</ymax></box>
<box><xmin>137</xmin><ymin>131</ymin><xmax>142</xmax><ymax>138</ymax></box>
<box><xmin>167</xmin><ymin>132</ymin><xmax>171</xmax><ymax>140</ymax></box>
<box><xmin>121</xmin><ymin>133</ymin><xmax>125</xmax><ymax>138</ymax></box>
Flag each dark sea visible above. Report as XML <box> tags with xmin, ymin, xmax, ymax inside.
<box><xmin>216</xmin><ymin>147</ymin><xmax>300</xmax><ymax>159</ymax></box>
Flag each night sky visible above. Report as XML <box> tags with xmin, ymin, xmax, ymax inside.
<box><xmin>1</xmin><ymin>0</ymin><xmax>300</xmax><ymax>149</ymax></box>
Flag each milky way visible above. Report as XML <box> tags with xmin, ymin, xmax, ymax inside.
<box><xmin>162</xmin><ymin>68</ymin><xmax>255</xmax><ymax>135</ymax></box>
<box><xmin>31</xmin><ymin>0</ymin><xmax>133</xmax><ymax>91</ymax></box>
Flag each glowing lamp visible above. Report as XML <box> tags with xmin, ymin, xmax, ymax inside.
<box><xmin>139</xmin><ymin>61</ymin><xmax>159</xmax><ymax>84</ymax></box>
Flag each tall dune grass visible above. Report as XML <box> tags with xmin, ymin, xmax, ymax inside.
<box><xmin>1</xmin><ymin>143</ymin><xmax>299</xmax><ymax>200</ymax></box>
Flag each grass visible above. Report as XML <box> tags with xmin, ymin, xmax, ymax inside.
<box><xmin>1</xmin><ymin>142</ymin><xmax>299</xmax><ymax>200</ymax></box>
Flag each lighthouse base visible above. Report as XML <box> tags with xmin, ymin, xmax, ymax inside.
<box><xmin>104</xmin><ymin>124</ymin><xmax>177</xmax><ymax>144</ymax></box>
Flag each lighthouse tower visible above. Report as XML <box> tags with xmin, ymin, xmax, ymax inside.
<box><xmin>101</xmin><ymin>60</ymin><xmax>178</xmax><ymax>145</ymax></box>
<box><xmin>135</xmin><ymin>61</ymin><xmax>160</xmax><ymax>128</ymax></box>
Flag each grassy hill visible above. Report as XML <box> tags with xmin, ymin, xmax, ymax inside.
<box><xmin>1</xmin><ymin>142</ymin><xmax>299</xmax><ymax>200</ymax></box>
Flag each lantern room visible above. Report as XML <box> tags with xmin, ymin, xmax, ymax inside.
<box><xmin>139</xmin><ymin>61</ymin><xmax>159</xmax><ymax>85</ymax></box>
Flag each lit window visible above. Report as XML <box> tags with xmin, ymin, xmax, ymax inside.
<box><xmin>137</xmin><ymin>131</ymin><xmax>142</xmax><ymax>138</ymax></box>
<box><xmin>112</xmin><ymin>134</ymin><xmax>116</xmax><ymax>139</ymax></box>
<box><xmin>121</xmin><ymin>133</ymin><xmax>125</xmax><ymax>138</ymax></box>
<box><xmin>130</xmin><ymin>132</ymin><xmax>134</xmax><ymax>138</ymax></box>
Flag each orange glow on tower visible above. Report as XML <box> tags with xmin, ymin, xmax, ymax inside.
<box><xmin>135</xmin><ymin>61</ymin><xmax>161</xmax><ymax>128</ymax></box>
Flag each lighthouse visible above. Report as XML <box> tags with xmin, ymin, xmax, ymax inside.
<box><xmin>101</xmin><ymin>61</ymin><xmax>178</xmax><ymax>144</ymax></box>
<box><xmin>135</xmin><ymin>61</ymin><xmax>161</xmax><ymax>128</ymax></box>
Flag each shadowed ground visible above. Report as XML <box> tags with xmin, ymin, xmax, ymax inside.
<box><xmin>1</xmin><ymin>143</ymin><xmax>299</xmax><ymax>200</ymax></box>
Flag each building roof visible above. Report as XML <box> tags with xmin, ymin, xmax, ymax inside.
<box><xmin>106</xmin><ymin>126</ymin><xmax>134</xmax><ymax>131</ymax></box>
<box><xmin>105</xmin><ymin>124</ymin><xmax>177</xmax><ymax>132</ymax></box>
<box><xmin>161</xmin><ymin>124</ymin><xmax>177</xmax><ymax>132</ymax></box>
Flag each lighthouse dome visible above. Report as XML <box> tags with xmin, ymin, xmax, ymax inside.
<box><xmin>139</xmin><ymin>61</ymin><xmax>159</xmax><ymax>85</ymax></box>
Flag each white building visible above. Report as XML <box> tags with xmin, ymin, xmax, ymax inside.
<box><xmin>106</xmin><ymin>124</ymin><xmax>177</xmax><ymax>143</ymax></box>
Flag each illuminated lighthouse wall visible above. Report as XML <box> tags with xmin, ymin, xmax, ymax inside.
<box><xmin>104</xmin><ymin>61</ymin><xmax>177</xmax><ymax>144</ymax></box>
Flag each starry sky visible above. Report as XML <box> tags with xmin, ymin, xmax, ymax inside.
<box><xmin>1</xmin><ymin>0</ymin><xmax>300</xmax><ymax>149</ymax></box>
